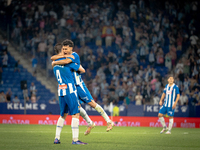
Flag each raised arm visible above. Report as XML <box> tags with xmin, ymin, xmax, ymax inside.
<box><xmin>51</xmin><ymin>54</ymin><xmax>74</xmax><ymax>61</ymax></box>
<box><xmin>52</xmin><ymin>59</ymin><xmax>73</xmax><ymax>67</ymax></box>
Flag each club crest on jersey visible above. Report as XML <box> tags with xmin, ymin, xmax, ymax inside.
<box><xmin>167</xmin><ymin>91</ymin><xmax>172</xmax><ymax>94</ymax></box>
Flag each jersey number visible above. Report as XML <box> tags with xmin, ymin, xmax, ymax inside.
<box><xmin>56</xmin><ymin>70</ymin><xmax>62</xmax><ymax>83</ymax></box>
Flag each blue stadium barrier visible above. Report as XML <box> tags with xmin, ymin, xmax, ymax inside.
<box><xmin>144</xmin><ymin>105</ymin><xmax>189</xmax><ymax>117</ymax></box>
<box><xmin>0</xmin><ymin>103</ymin><xmax>200</xmax><ymax>117</ymax></box>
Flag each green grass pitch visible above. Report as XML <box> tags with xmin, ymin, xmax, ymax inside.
<box><xmin>0</xmin><ymin>124</ymin><xmax>200</xmax><ymax>150</ymax></box>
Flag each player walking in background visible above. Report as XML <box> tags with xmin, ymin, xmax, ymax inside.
<box><xmin>52</xmin><ymin>39</ymin><xmax>114</xmax><ymax>134</ymax></box>
<box><xmin>52</xmin><ymin>43</ymin><xmax>87</xmax><ymax>145</ymax></box>
<box><xmin>158</xmin><ymin>76</ymin><xmax>180</xmax><ymax>134</ymax></box>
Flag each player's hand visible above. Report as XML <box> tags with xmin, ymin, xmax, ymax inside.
<box><xmin>172</xmin><ymin>103</ymin><xmax>176</xmax><ymax>109</ymax></box>
<box><xmin>159</xmin><ymin>101</ymin><xmax>162</xmax><ymax>106</ymax></box>
<box><xmin>52</xmin><ymin>61</ymin><xmax>56</xmax><ymax>67</ymax></box>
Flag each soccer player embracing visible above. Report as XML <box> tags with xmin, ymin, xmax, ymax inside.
<box><xmin>52</xmin><ymin>43</ymin><xmax>87</xmax><ymax>145</ymax></box>
<box><xmin>52</xmin><ymin>40</ymin><xmax>114</xmax><ymax>135</ymax></box>
<box><xmin>158</xmin><ymin>75</ymin><xmax>180</xmax><ymax>134</ymax></box>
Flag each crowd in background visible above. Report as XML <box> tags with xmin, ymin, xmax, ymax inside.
<box><xmin>0</xmin><ymin>0</ymin><xmax>200</xmax><ymax>106</ymax></box>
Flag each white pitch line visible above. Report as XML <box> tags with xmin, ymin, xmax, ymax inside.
<box><xmin>183</xmin><ymin>132</ymin><xmax>188</xmax><ymax>134</ymax></box>
<box><xmin>0</xmin><ymin>130</ymin><xmax>158</xmax><ymax>134</ymax></box>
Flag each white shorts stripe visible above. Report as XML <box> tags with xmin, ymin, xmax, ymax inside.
<box><xmin>63</xmin><ymin>89</ymin><xmax>66</xmax><ymax>96</ymax></box>
<box><xmin>172</xmin><ymin>89</ymin><xmax>175</xmax><ymax>106</ymax></box>
<box><xmin>58</xmin><ymin>89</ymin><xmax>61</xmax><ymax>96</ymax></box>
<box><xmin>79</xmin><ymin>83</ymin><xmax>86</xmax><ymax>93</ymax></box>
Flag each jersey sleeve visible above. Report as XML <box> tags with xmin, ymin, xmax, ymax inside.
<box><xmin>68</xmin><ymin>63</ymin><xmax>80</xmax><ymax>71</ymax></box>
<box><xmin>73</xmin><ymin>53</ymin><xmax>81</xmax><ymax>64</ymax></box>
<box><xmin>163</xmin><ymin>85</ymin><xmax>167</xmax><ymax>94</ymax></box>
<box><xmin>67</xmin><ymin>57</ymin><xmax>75</xmax><ymax>62</ymax></box>
<box><xmin>175</xmin><ymin>85</ymin><xmax>180</xmax><ymax>95</ymax></box>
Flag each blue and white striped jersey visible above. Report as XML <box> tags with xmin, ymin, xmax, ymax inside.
<box><xmin>71</xmin><ymin>52</ymin><xmax>83</xmax><ymax>85</ymax></box>
<box><xmin>163</xmin><ymin>83</ymin><xmax>180</xmax><ymax>108</ymax></box>
<box><xmin>53</xmin><ymin>58</ymin><xmax>80</xmax><ymax>96</ymax></box>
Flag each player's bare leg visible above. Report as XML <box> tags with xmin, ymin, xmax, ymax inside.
<box><xmin>71</xmin><ymin>113</ymin><xmax>87</xmax><ymax>145</ymax></box>
<box><xmin>79</xmin><ymin>106</ymin><xmax>96</xmax><ymax>135</ymax></box>
<box><xmin>166</xmin><ymin>116</ymin><xmax>173</xmax><ymax>134</ymax></box>
<box><xmin>88</xmin><ymin>100</ymin><xmax>114</xmax><ymax>132</ymax></box>
<box><xmin>54</xmin><ymin>113</ymin><xmax>68</xmax><ymax>144</ymax></box>
<box><xmin>158</xmin><ymin>113</ymin><xmax>167</xmax><ymax>134</ymax></box>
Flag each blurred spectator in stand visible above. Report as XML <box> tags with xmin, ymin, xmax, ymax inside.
<box><xmin>135</xmin><ymin>91</ymin><xmax>143</xmax><ymax>105</ymax></box>
<box><xmin>38</xmin><ymin>40</ymin><xmax>47</xmax><ymax>57</ymax></box>
<box><xmin>153</xmin><ymin>94</ymin><xmax>160</xmax><ymax>105</ymax></box>
<box><xmin>102</xmin><ymin>95</ymin><xmax>109</xmax><ymax>105</ymax></box>
<box><xmin>115</xmin><ymin>34</ymin><xmax>122</xmax><ymax>50</ymax></box>
<box><xmin>92</xmin><ymin>83</ymin><xmax>100</xmax><ymax>99</ymax></box>
<box><xmin>12</xmin><ymin>95</ymin><xmax>20</xmax><ymax>103</ymax></box>
<box><xmin>105</xmin><ymin>25</ymin><xmax>114</xmax><ymax>47</ymax></box>
<box><xmin>155</xmin><ymin>78</ymin><xmax>161</xmax><ymax>93</ymax></box>
<box><xmin>183</xmin><ymin>57</ymin><xmax>190</xmax><ymax>75</ymax></box>
<box><xmin>176</xmin><ymin>33</ymin><xmax>183</xmax><ymax>51</ymax></box>
<box><xmin>116</xmin><ymin>83</ymin><xmax>126</xmax><ymax>101</ymax></box>
<box><xmin>190</xmin><ymin>34</ymin><xmax>198</xmax><ymax>47</ymax></box>
<box><xmin>47</xmin><ymin>43</ymin><xmax>54</xmax><ymax>58</ymax></box>
<box><xmin>165</xmin><ymin>52</ymin><xmax>172</xmax><ymax>71</ymax></box>
<box><xmin>130</xmin><ymin>1</ymin><xmax>137</xmax><ymax>20</ymax></box>
<box><xmin>11</xmin><ymin>25</ymin><xmax>20</xmax><ymax>44</ymax></box>
<box><xmin>96</xmin><ymin>30</ymin><xmax>102</xmax><ymax>46</ymax></box>
<box><xmin>14</xmin><ymin>60</ymin><xmax>20</xmax><ymax>72</ymax></box>
<box><xmin>179</xmin><ymin>92</ymin><xmax>188</xmax><ymax>105</ymax></box>
<box><xmin>0</xmin><ymin>65</ymin><xmax>2</xmax><ymax>84</ymax></box>
<box><xmin>1</xmin><ymin>38</ymin><xmax>9</xmax><ymax>52</ymax></box>
<box><xmin>0</xmin><ymin>91</ymin><xmax>7</xmax><ymax>102</ymax></box>
<box><xmin>124</xmin><ymin>95</ymin><xmax>132</xmax><ymax>106</ymax></box>
<box><xmin>149</xmin><ymin>50</ymin><xmax>155</xmax><ymax>66</ymax></box>
<box><xmin>47</xmin><ymin>32</ymin><xmax>55</xmax><ymax>44</ymax></box>
<box><xmin>87</xmin><ymin>51</ymin><xmax>96</xmax><ymax>70</ymax></box>
<box><xmin>124</xmin><ymin>36</ymin><xmax>132</xmax><ymax>49</ymax></box>
<box><xmin>85</xmin><ymin>70</ymin><xmax>93</xmax><ymax>84</ymax></box>
<box><xmin>108</xmin><ymin>80</ymin><xmax>115</xmax><ymax>92</ymax></box>
<box><xmin>23</xmin><ymin>88</ymin><xmax>29</xmax><ymax>102</ymax></box>
<box><xmin>175</xmin><ymin>59</ymin><xmax>184</xmax><ymax>75</ymax></box>
<box><xmin>2</xmin><ymin>51</ymin><xmax>8</xmax><ymax>67</ymax></box>
<box><xmin>78</xmin><ymin>30</ymin><xmax>85</xmax><ymax>46</ymax></box>
<box><xmin>139</xmin><ymin>43</ymin><xmax>147</xmax><ymax>62</ymax></box>
<box><xmin>191</xmin><ymin>62</ymin><xmax>199</xmax><ymax>79</ymax></box>
<box><xmin>6</xmin><ymin>88</ymin><xmax>12</xmax><ymax>103</ymax></box>
<box><xmin>183</xmin><ymin>78</ymin><xmax>190</xmax><ymax>94</ymax></box>
<box><xmin>175</xmin><ymin>78</ymin><xmax>183</xmax><ymax>92</ymax></box>
<box><xmin>113</xmin><ymin>104</ymin><xmax>119</xmax><ymax>116</ymax></box>
<box><xmin>31</xmin><ymin>94</ymin><xmax>37</xmax><ymax>103</ymax></box>
<box><xmin>150</xmin><ymin>77</ymin><xmax>157</xmax><ymax>92</ymax></box>
<box><xmin>170</xmin><ymin>49</ymin><xmax>177</xmax><ymax>67</ymax></box>
<box><xmin>30</xmin><ymin>82</ymin><xmax>37</xmax><ymax>97</ymax></box>
<box><xmin>32</xmin><ymin>55</ymin><xmax>37</xmax><ymax>76</ymax></box>
<box><xmin>108</xmin><ymin>91</ymin><xmax>118</xmax><ymax>104</ymax></box>
<box><xmin>192</xmin><ymin>88</ymin><xmax>200</xmax><ymax>105</ymax></box>
<box><xmin>156</xmin><ymin>48</ymin><xmax>164</xmax><ymax>66</ymax></box>
<box><xmin>49</xmin><ymin>98</ymin><xmax>57</xmax><ymax>104</ymax></box>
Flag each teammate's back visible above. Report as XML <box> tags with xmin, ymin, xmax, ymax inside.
<box><xmin>53</xmin><ymin>59</ymin><xmax>79</xmax><ymax>85</ymax></box>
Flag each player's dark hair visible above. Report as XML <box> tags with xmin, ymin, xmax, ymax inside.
<box><xmin>54</xmin><ymin>43</ymin><xmax>62</xmax><ymax>54</ymax></box>
<box><xmin>62</xmin><ymin>39</ymin><xmax>74</xmax><ymax>48</ymax></box>
<box><xmin>168</xmin><ymin>74</ymin><xmax>174</xmax><ymax>79</ymax></box>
